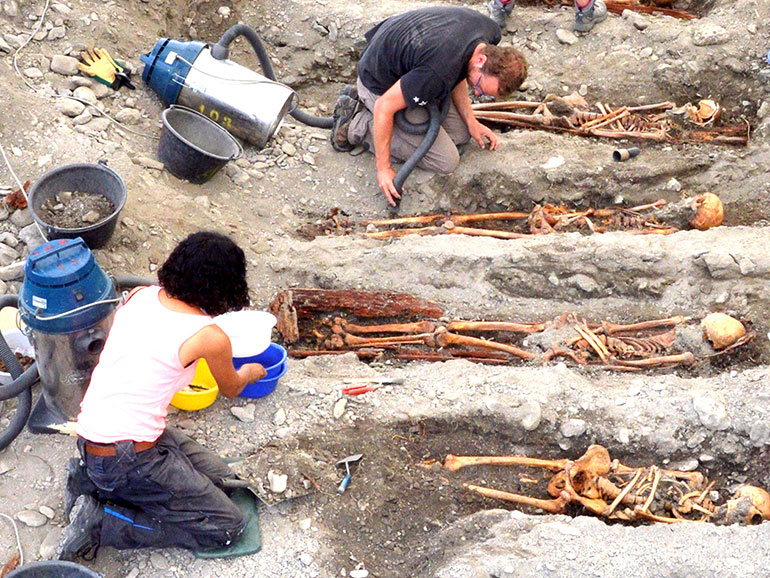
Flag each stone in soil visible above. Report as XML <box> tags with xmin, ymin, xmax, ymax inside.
<box><xmin>37</xmin><ymin>191</ymin><xmax>115</xmax><ymax>229</ymax></box>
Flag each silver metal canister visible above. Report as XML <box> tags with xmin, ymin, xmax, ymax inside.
<box><xmin>177</xmin><ymin>47</ymin><xmax>295</xmax><ymax>149</ymax></box>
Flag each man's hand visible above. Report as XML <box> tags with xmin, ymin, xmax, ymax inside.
<box><xmin>377</xmin><ymin>166</ymin><xmax>401</xmax><ymax>207</ymax></box>
<box><xmin>469</xmin><ymin>119</ymin><xmax>499</xmax><ymax>150</ymax></box>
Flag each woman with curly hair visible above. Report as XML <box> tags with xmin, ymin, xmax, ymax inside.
<box><xmin>57</xmin><ymin>231</ymin><xmax>267</xmax><ymax>560</ymax></box>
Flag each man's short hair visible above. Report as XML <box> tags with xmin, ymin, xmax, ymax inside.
<box><xmin>481</xmin><ymin>45</ymin><xmax>528</xmax><ymax>96</ymax></box>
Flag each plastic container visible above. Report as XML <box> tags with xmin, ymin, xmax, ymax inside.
<box><xmin>158</xmin><ymin>105</ymin><xmax>242</xmax><ymax>184</ymax></box>
<box><xmin>7</xmin><ymin>560</ymin><xmax>102</xmax><ymax>577</ymax></box>
<box><xmin>170</xmin><ymin>359</ymin><xmax>219</xmax><ymax>411</ymax></box>
<box><xmin>27</xmin><ymin>162</ymin><xmax>126</xmax><ymax>250</ymax></box>
<box><xmin>214</xmin><ymin>310</ymin><xmax>276</xmax><ymax>358</ymax></box>
<box><xmin>235</xmin><ymin>342</ymin><xmax>287</xmax><ymax>398</ymax></box>
<box><xmin>0</xmin><ymin>328</ymin><xmax>34</xmax><ymax>385</ymax></box>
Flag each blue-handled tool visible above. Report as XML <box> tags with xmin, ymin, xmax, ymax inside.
<box><xmin>336</xmin><ymin>453</ymin><xmax>363</xmax><ymax>495</ymax></box>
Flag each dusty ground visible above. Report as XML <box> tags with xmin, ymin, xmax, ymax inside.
<box><xmin>1</xmin><ymin>0</ymin><xmax>770</xmax><ymax>576</ymax></box>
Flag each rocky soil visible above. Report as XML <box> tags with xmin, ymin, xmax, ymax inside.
<box><xmin>0</xmin><ymin>0</ymin><xmax>769</xmax><ymax>577</ymax></box>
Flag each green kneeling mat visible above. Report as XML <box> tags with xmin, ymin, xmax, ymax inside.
<box><xmin>195</xmin><ymin>489</ymin><xmax>261</xmax><ymax>559</ymax></box>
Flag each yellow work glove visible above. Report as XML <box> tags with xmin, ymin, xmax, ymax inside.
<box><xmin>78</xmin><ymin>47</ymin><xmax>124</xmax><ymax>86</ymax></box>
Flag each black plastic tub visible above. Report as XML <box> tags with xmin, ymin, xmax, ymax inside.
<box><xmin>7</xmin><ymin>560</ymin><xmax>102</xmax><ymax>577</ymax></box>
<box><xmin>158</xmin><ymin>105</ymin><xmax>243</xmax><ymax>184</ymax></box>
<box><xmin>27</xmin><ymin>161</ymin><xmax>126</xmax><ymax>250</ymax></box>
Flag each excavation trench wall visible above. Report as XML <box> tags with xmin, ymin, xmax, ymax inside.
<box><xmin>422</xmin><ymin>135</ymin><xmax>766</xmax><ymax>223</ymax></box>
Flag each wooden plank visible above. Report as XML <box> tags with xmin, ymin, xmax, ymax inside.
<box><xmin>270</xmin><ymin>289</ymin><xmax>444</xmax><ymax>320</ymax></box>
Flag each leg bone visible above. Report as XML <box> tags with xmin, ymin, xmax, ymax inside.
<box><xmin>335</xmin><ymin>318</ymin><xmax>438</xmax><ymax>335</ymax></box>
<box><xmin>448</xmin><ymin>321</ymin><xmax>546</xmax><ymax>334</ymax></box>
<box><xmin>465</xmin><ymin>484</ymin><xmax>571</xmax><ymax>514</ymax></box>
<box><xmin>443</xmin><ymin>454</ymin><xmax>569</xmax><ymax>473</ymax></box>
<box><xmin>436</xmin><ymin>330</ymin><xmax>536</xmax><ymax>360</ymax></box>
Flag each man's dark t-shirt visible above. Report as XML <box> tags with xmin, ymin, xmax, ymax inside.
<box><xmin>357</xmin><ymin>7</ymin><xmax>501</xmax><ymax>109</ymax></box>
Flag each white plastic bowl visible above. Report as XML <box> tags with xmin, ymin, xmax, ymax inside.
<box><xmin>0</xmin><ymin>328</ymin><xmax>34</xmax><ymax>385</ymax></box>
<box><xmin>213</xmin><ymin>310</ymin><xmax>277</xmax><ymax>358</ymax></box>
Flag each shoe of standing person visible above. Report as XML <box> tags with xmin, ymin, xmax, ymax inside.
<box><xmin>56</xmin><ymin>495</ymin><xmax>104</xmax><ymax>561</ymax></box>
<box><xmin>574</xmin><ymin>0</ymin><xmax>607</xmax><ymax>33</ymax></box>
<box><xmin>487</xmin><ymin>0</ymin><xmax>515</xmax><ymax>27</ymax></box>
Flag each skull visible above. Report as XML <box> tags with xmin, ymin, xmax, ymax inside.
<box><xmin>687</xmin><ymin>99</ymin><xmax>721</xmax><ymax>126</ymax></box>
<box><xmin>701</xmin><ymin>313</ymin><xmax>746</xmax><ymax>350</ymax></box>
<box><xmin>689</xmin><ymin>193</ymin><xmax>723</xmax><ymax>231</ymax></box>
<box><xmin>723</xmin><ymin>486</ymin><xmax>770</xmax><ymax>525</ymax></box>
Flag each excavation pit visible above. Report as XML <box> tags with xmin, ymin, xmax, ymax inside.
<box><xmin>269</xmin><ymin>289</ymin><xmax>758</xmax><ymax>375</ymax></box>
<box><xmin>296</xmin><ymin>194</ymin><xmax>724</xmax><ymax>241</ymax></box>
<box><xmin>235</xmin><ymin>416</ymin><xmax>770</xmax><ymax>577</ymax></box>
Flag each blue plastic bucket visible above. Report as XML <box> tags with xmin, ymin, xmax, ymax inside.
<box><xmin>234</xmin><ymin>343</ymin><xmax>287</xmax><ymax>398</ymax></box>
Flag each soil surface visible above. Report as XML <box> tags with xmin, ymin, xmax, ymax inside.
<box><xmin>1</xmin><ymin>0</ymin><xmax>770</xmax><ymax>576</ymax></box>
<box><xmin>37</xmin><ymin>191</ymin><xmax>115</xmax><ymax>229</ymax></box>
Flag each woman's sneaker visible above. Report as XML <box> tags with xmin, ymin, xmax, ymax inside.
<box><xmin>574</xmin><ymin>0</ymin><xmax>607</xmax><ymax>33</ymax></box>
<box><xmin>56</xmin><ymin>495</ymin><xmax>103</xmax><ymax>561</ymax></box>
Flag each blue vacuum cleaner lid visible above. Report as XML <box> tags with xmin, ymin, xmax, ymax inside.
<box><xmin>140</xmin><ymin>38</ymin><xmax>206</xmax><ymax>105</ymax></box>
<box><xmin>20</xmin><ymin>238</ymin><xmax>116</xmax><ymax>333</ymax></box>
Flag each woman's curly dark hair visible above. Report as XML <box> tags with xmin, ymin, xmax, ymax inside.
<box><xmin>158</xmin><ymin>231</ymin><xmax>249</xmax><ymax>317</ymax></box>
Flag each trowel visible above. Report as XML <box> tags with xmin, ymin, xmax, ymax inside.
<box><xmin>336</xmin><ymin>453</ymin><xmax>363</xmax><ymax>495</ymax></box>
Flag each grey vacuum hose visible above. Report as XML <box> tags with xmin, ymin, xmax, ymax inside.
<box><xmin>0</xmin><ymin>295</ymin><xmax>39</xmax><ymax>451</ymax></box>
<box><xmin>388</xmin><ymin>99</ymin><xmax>448</xmax><ymax>211</ymax></box>
<box><xmin>113</xmin><ymin>275</ymin><xmax>155</xmax><ymax>291</ymax></box>
<box><xmin>210</xmin><ymin>24</ymin><xmax>334</xmax><ymax>130</ymax></box>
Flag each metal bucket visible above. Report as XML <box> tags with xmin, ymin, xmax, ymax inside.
<box><xmin>27</xmin><ymin>162</ymin><xmax>126</xmax><ymax>250</ymax></box>
<box><xmin>158</xmin><ymin>105</ymin><xmax>243</xmax><ymax>184</ymax></box>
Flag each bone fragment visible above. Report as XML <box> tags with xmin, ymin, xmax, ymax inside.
<box><xmin>612</xmin><ymin>352</ymin><xmax>695</xmax><ymax>368</ymax></box>
<box><xmin>627</xmin><ymin>228</ymin><xmax>678</xmax><ymax>235</ymax></box>
<box><xmin>465</xmin><ymin>484</ymin><xmax>571</xmax><ymax>514</ymax></box>
<box><xmin>582</xmin><ymin>107</ymin><xmax>629</xmax><ymax>130</ymax></box>
<box><xmin>574</xmin><ymin>325</ymin><xmax>610</xmax><ymax>362</ymax></box>
<box><xmin>343</xmin><ymin>332</ymin><xmax>436</xmax><ymax>348</ymax></box>
<box><xmin>443</xmin><ymin>454</ymin><xmax>569</xmax><ymax>473</ymax></box>
<box><xmin>602</xmin><ymin>316</ymin><xmax>686</xmax><ymax>334</ymax></box>
<box><xmin>447</xmin><ymin>321</ymin><xmax>546</xmax><ymax>334</ymax></box>
<box><xmin>336</xmin><ymin>319</ymin><xmax>438</xmax><ymax>335</ymax></box>
<box><xmin>605</xmin><ymin>469</ymin><xmax>643</xmax><ymax>516</ymax></box>
<box><xmin>365</xmin><ymin>226</ymin><xmax>442</xmax><ymax>239</ymax></box>
<box><xmin>446</xmin><ymin>226</ymin><xmax>529</xmax><ymax>239</ymax></box>
<box><xmin>363</xmin><ymin>215</ymin><xmax>445</xmax><ymax>227</ymax></box>
<box><xmin>450</xmin><ymin>211</ymin><xmax>530</xmax><ymax>223</ymax></box>
<box><xmin>436</xmin><ymin>330</ymin><xmax>537</xmax><ymax>360</ymax></box>
<box><xmin>633</xmin><ymin>507</ymin><xmax>686</xmax><ymax>524</ymax></box>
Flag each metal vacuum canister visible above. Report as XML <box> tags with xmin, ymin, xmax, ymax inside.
<box><xmin>19</xmin><ymin>238</ymin><xmax>117</xmax><ymax>433</ymax></box>
<box><xmin>140</xmin><ymin>38</ymin><xmax>295</xmax><ymax>148</ymax></box>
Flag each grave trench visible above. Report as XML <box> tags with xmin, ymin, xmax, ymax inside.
<box><xmin>263</xmin><ymin>415</ymin><xmax>770</xmax><ymax>577</ymax></box>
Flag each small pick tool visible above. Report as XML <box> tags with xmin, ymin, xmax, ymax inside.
<box><xmin>336</xmin><ymin>453</ymin><xmax>363</xmax><ymax>495</ymax></box>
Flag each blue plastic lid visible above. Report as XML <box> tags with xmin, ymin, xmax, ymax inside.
<box><xmin>25</xmin><ymin>238</ymin><xmax>95</xmax><ymax>287</ymax></box>
<box><xmin>140</xmin><ymin>38</ymin><xmax>206</xmax><ymax>105</ymax></box>
<box><xmin>20</xmin><ymin>238</ymin><xmax>116</xmax><ymax>333</ymax></box>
